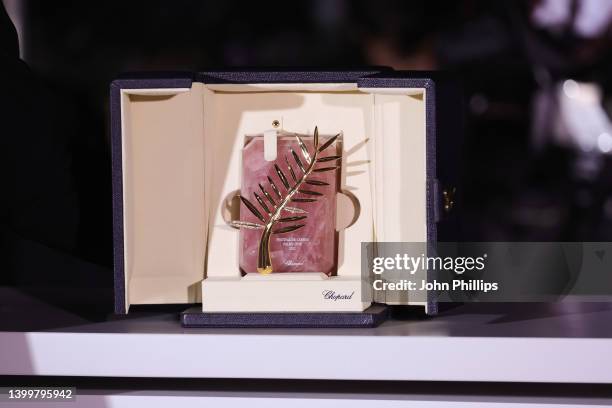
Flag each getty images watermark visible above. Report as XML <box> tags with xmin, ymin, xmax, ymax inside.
<box><xmin>361</xmin><ymin>242</ymin><xmax>612</xmax><ymax>302</ymax></box>
<box><xmin>370</xmin><ymin>251</ymin><xmax>498</xmax><ymax>293</ymax></box>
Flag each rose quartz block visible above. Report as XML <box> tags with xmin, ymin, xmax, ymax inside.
<box><xmin>239</xmin><ymin>136</ymin><xmax>339</xmax><ymax>274</ymax></box>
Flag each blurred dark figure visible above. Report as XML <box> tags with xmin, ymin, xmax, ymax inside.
<box><xmin>0</xmin><ymin>3</ymin><xmax>109</xmax><ymax>287</ymax></box>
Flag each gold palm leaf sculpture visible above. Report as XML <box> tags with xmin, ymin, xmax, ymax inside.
<box><xmin>232</xmin><ymin>126</ymin><xmax>341</xmax><ymax>274</ymax></box>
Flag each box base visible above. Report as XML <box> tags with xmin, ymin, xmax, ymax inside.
<box><xmin>180</xmin><ymin>304</ymin><xmax>389</xmax><ymax>328</ymax></box>
<box><xmin>201</xmin><ymin>274</ymin><xmax>369</xmax><ymax>312</ymax></box>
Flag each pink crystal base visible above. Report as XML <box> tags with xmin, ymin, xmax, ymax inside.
<box><xmin>239</xmin><ymin>136</ymin><xmax>338</xmax><ymax>274</ymax></box>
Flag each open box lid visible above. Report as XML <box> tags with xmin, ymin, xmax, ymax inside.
<box><xmin>110</xmin><ymin>70</ymin><xmax>462</xmax><ymax>314</ymax></box>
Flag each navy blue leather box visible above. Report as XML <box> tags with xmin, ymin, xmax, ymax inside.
<box><xmin>110</xmin><ymin>70</ymin><xmax>462</xmax><ymax>324</ymax></box>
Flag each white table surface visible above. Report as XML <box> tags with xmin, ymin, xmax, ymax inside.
<box><xmin>2</xmin><ymin>287</ymin><xmax>612</xmax><ymax>384</ymax></box>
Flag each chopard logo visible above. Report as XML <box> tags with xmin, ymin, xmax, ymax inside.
<box><xmin>322</xmin><ymin>290</ymin><xmax>354</xmax><ymax>301</ymax></box>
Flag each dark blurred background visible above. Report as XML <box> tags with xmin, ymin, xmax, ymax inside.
<box><xmin>3</xmin><ymin>0</ymin><xmax>612</xmax><ymax>288</ymax></box>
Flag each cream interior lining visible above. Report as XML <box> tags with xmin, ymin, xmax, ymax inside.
<box><xmin>120</xmin><ymin>83</ymin><xmax>426</xmax><ymax>310</ymax></box>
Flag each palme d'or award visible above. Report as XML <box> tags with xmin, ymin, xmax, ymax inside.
<box><xmin>233</xmin><ymin>127</ymin><xmax>341</xmax><ymax>275</ymax></box>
